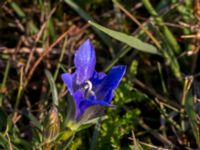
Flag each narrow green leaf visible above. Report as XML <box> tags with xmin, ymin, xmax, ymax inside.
<box><xmin>63</xmin><ymin>0</ymin><xmax>112</xmax><ymax>48</ymax></box>
<box><xmin>0</xmin><ymin>60</ymin><xmax>10</xmax><ymax>106</ymax></box>
<box><xmin>90</xmin><ymin>117</ymin><xmax>102</xmax><ymax>150</ymax></box>
<box><xmin>45</xmin><ymin>70</ymin><xmax>58</xmax><ymax>106</ymax></box>
<box><xmin>10</xmin><ymin>2</ymin><xmax>26</xmax><ymax>18</ymax></box>
<box><xmin>63</xmin><ymin>95</ymin><xmax>76</xmax><ymax>127</ymax></box>
<box><xmin>28</xmin><ymin>21</ymin><xmax>39</xmax><ymax>34</ymax></box>
<box><xmin>21</xmin><ymin>109</ymin><xmax>41</xmax><ymax>129</ymax></box>
<box><xmin>0</xmin><ymin>133</ymin><xmax>11</xmax><ymax>150</ymax></box>
<box><xmin>185</xmin><ymin>91</ymin><xmax>200</xmax><ymax>147</ymax></box>
<box><xmin>89</xmin><ymin>21</ymin><xmax>160</xmax><ymax>55</ymax></box>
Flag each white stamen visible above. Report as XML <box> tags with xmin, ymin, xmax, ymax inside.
<box><xmin>85</xmin><ymin>80</ymin><xmax>92</xmax><ymax>91</ymax></box>
<box><xmin>83</xmin><ymin>80</ymin><xmax>94</xmax><ymax>98</ymax></box>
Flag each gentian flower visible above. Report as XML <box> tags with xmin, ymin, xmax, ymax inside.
<box><xmin>62</xmin><ymin>39</ymin><xmax>126</xmax><ymax>124</ymax></box>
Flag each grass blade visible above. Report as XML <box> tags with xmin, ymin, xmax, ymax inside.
<box><xmin>10</xmin><ymin>2</ymin><xmax>26</xmax><ymax>18</ymax></box>
<box><xmin>45</xmin><ymin>70</ymin><xmax>58</xmax><ymax>106</ymax></box>
<box><xmin>63</xmin><ymin>0</ymin><xmax>112</xmax><ymax>48</ymax></box>
<box><xmin>185</xmin><ymin>90</ymin><xmax>200</xmax><ymax>147</ymax></box>
<box><xmin>89</xmin><ymin>21</ymin><xmax>160</xmax><ymax>55</ymax></box>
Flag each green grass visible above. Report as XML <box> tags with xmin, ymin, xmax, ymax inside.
<box><xmin>0</xmin><ymin>0</ymin><xmax>200</xmax><ymax>149</ymax></box>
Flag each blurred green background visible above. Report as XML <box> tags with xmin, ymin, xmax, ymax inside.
<box><xmin>0</xmin><ymin>0</ymin><xmax>200</xmax><ymax>149</ymax></box>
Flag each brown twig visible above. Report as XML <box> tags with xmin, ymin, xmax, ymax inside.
<box><xmin>25</xmin><ymin>6</ymin><xmax>57</xmax><ymax>74</ymax></box>
<box><xmin>139</xmin><ymin>141</ymin><xmax>171</xmax><ymax>150</ymax></box>
<box><xmin>139</xmin><ymin>119</ymin><xmax>174</xmax><ymax>148</ymax></box>
<box><xmin>133</xmin><ymin>79</ymin><xmax>181</xmax><ymax>109</ymax></box>
<box><xmin>24</xmin><ymin>24</ymin><xmax>90</xmax><ymax>89</ymax></box>
<box><xmin>24</xmin><ymin>25</ymin><xmax>76</xmax><ymax>88</ymax></box>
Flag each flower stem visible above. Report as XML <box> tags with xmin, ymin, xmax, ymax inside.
<box><xmin>0</xmin><ymin>59</ymin><xmax>10</xmax><ymax>107</ymax></box>
<box><xmin>142</xmin><ymin>0</ymin><xmax>181</xmax><ymax>54</ymax></box>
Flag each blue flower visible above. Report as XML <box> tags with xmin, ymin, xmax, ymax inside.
<box><xmin>62</xmin><ymin>39</ymin><xmax>126</xmax><ymax>122</ymax></box>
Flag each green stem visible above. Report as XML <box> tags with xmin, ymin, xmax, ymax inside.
<box><xmin>113</xmin><ymin>0</ymin><xmax>161</xmax><ymax>49</ymax></box>
<box><xmin>105</xmin><ymin>46</ymin><xmax>131</xmax><ymax>72</ymax></box>
<box><xmin>142</xmin><ymin>0</ymin><xmax>182</xmax><ymax>80</ymax></box>
<box><xmin>53</xmin><ymin>37</ymin><xmax>68</xmax><ymax>81</ymax></box>
<box><xmin>63</xmin><ymin>0</ymin><xmax>113</xmax><ymax>49</ymax></box>
<box><xmin>162</xmin><ymin>49</ymin><xmax>182</xmax><ymax>80</ymax></box>
<box><xmin>142</xmin><ymin>0</ymin><xmax>181</xmax><ymax>54</ymax></box>
<box><xmin>14</xmin><ymin>67</ymin><xmax>24</xmax><ymax>113</ymax></box>
<box><xmin>90</xmin><ymin>118</ymin><xmax>101</xmax><ymax>150</ymax></box>
<box><xmin>157</xmin><ymin>63</ymin><xmax>167</xmax><ymax>95</ymax></box>
<box><xmin>0</xmin><ymin>60</ymin><xmax>10</xmax><ymax>107</ymax></box>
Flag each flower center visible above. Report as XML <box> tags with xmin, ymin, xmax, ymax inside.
<box><xmin>83</xmin><ymin>80</ymin><xmax>95</xmax><ymax>99</ymax></box>
<box><xmin>84</xmin><ymin>80</ymin><xmax>92</xmax><ymax>91</ymax></box>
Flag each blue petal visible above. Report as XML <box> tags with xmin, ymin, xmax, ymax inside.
<box><xmin>103</xmin><ymin>90</ymin><xmax>114</xmax><ymax>103</ymax></box>
<box><xmin>95</xmin><ymin>65</ymin><xmax>126</xmax><ymax>100</ymax></box>
<box><xmin>91</xmin><ymin>72</ymin><xmax>114</xmax><ymax>103</ymax></box>
<box><xmin>61</xmin><ymin>73</ymin><xmax>75</xmax><ymax>95</ymax></box>
<box><xmin>73</xmin><ymin>91</ymin><xmax>110</xmax><ymax>120</ymax></box>
<box><xmin>74</xmin><ymin>39</ymin><xmax>96</xmax><ymax>84</ymax></box>
<box><xmin>73</xmin><ymin>90</ymin><xmax>85</xmax><ymax>119</ymax></box>
<box><xmin>79</xmin><ymin>96</ymin><xmax>110</xmax><ymax>115</ymax></box>
<box><xmin>91</xmin><ymin>71</ymin><xmax>106</xmax><ymax>87</ymax></box>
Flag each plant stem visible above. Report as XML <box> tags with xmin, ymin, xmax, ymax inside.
<box><xmin>53</xmin><ymin>37</ymin><xmax>68</xmax><ymax>81</ymax></box>
<box><xmin>0</xmin><ymin>60</ymin><xmax>10</xmax><ymax>107</ymax></box>
<box><xmin>142</xmin><ymin>0</ymin><xmax>181</xmax><ymax>54</ymax></box>
<box><xmin>113</xmin><ymin>0</ymin><xmax>161</xmax><ymax>49</ymax></box>
<box><xmin>14</xmin><ymin>67</ymin><xmax>24</xmax><ymax>113</ymax></box>
<box><xmin>142</xmin><ymin>0</ymin><xmax>182</xmax><ymax>80</ymax></box>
